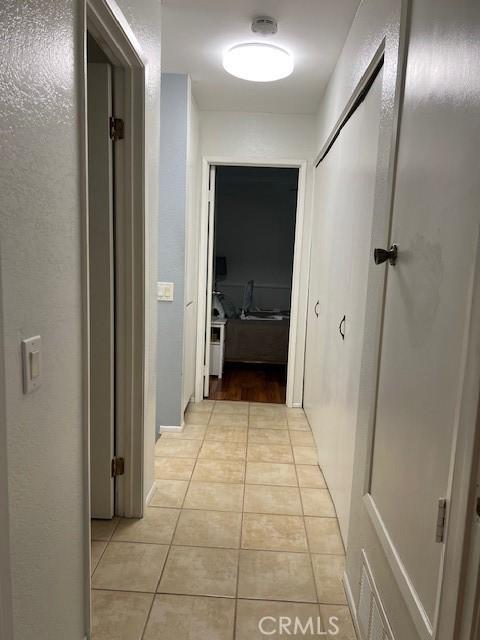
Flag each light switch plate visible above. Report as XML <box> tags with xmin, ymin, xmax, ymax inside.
<box><xmin>22</xmin><ymin>335</ymin><xmax>41</xmax><ymax>393</ymax></box>
<box><xmin>157</xmin><ymin>281</ymin><xmax>174</xmax><ymax>302</ymax></box>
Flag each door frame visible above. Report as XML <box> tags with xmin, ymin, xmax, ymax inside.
<box><xmin>194</xmin><ymin>157</ymin><xmax>308</xmax><ymax>407</ymax></box>
<box><xmin>80</xmin><ymin>0</ymin><xmax>146</xmax><ymax>634</ymax></box>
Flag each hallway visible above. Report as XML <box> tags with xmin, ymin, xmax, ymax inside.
<box><xmin>90</xmin><ymin>401</ymin><xmax>355</xmax><ymax>639</ymax></box>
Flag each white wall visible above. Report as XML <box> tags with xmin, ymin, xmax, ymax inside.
<box><xmin>199</xmin><ymin>110</ymin><xmax>316</xmax><ymax>405</ymax></box>
<box><xmin>183</xmin><ymin>87</ymin><xmax>201</xmax><ymax>410</ymax></box>
<box><xmin>0</xmin><ymin>0</ymin><xmax>161</xmax><ymax>637</ymax></box>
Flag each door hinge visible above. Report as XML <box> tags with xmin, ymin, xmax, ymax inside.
<box><xmin>109</xmin><ymin>117</ymin><xmax>125</xmax><ymax>141</ymax></box>
<box><xmin>111</xmin><ymin>457</ymin><xmax>125</xmax><ymax>477</ymax></box>
<box><xmin>436</xmin><ymin>498</ymin><xmax>447</xmax><ymax>543</ymax></box>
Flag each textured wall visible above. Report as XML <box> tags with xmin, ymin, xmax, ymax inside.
<box><xmin>157</xmin><ymin>74</ymin><xmax>188</xmax><ymax>428</ymax></box>
<box><xmin>0</xmin><ymin>0</ymin><xmax>161</xmax><ymax>637</ymax></box>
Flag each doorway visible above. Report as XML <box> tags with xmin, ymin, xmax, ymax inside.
<box><xmin>199</xmin><ymin>164</ymin><xmax>301</xmax><ymax>405</ymax></box>
<box><xmin>84</xmin><ymin>1</ymin><xmax>146</xmax><ymax>522</ymax></box>
<box><xmin>87</xmin><ymin>32</ymin><xmax>117</xmax><ymax>519</ymax></box>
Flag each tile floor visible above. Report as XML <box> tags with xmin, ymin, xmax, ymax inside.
<box><xmin>91</xmin><ymin>401</ymin><xmax>357</xmax><ymax>639</ymax></box>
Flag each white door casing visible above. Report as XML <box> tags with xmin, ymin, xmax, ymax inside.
<box><xmin>203</xmin><ymin>165</ymin><xmax>216</xmax><ymax>398</ymax></box>
<box><xmin>87</xmin><ymin>62</ymin><xmax>115</xmax><ymax>519</ymax></box>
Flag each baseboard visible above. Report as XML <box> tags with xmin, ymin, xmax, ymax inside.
<box><xmin>145</xmin><ymin>481</ymin><xmax>157</xmax><ymax>507</ymax></box>
<box><xmin>291</xmin><ymin>402</ymin><xmax>303</xmax><ymax>408</ymax></box>
<box><xmin>159</xmin><ymin>424</ymin><xmax>184</xmax><ymax>433</ymax></box>
<box><xmin>344</xmin><ymin>570</ymin><xmax>362</xmax><ymax>640</ymax></box>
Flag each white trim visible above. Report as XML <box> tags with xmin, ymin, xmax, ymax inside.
<box><xmin>81</xmin><ymin>1</ymin><xmax>146</xmax><ymax>636</ymax></box>
<box><xmin>436</xmin><ymin>226</ymin><xmax>480</xmax><ymax>640</ymax></box>
<box><xmin>159</xmin><ymin>425</ymin><xmax>184</xmax><ymax>433</ymax></box>
<box><xmin>194</xmin><ymin>157</ymin><xmax>308</xmax><ymax>407</ymax></box>
<box><xmin>364</xmin><ymin>494</ymin><xmax>432</xmax><ymax>639</ymax></box>
<box><xmin>145</xmin><ymin>481</ymin><xmax>157</xmax><ymax>507</ymax></box>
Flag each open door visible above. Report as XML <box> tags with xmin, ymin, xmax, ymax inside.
<box><xmin>203</xmin><ymin>165</ymin><xmax>216</xmax><ymax>398</ymax></box>
<box><xmin>87</xmin><ymin>62</ymin><xmax>115</xmax><ymax>519</ymax></box>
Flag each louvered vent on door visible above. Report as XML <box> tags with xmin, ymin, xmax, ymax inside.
<box><xmin>357</xmin><ymin>551</ymin><xmax>394</xmax><ymax>640</ymax></box>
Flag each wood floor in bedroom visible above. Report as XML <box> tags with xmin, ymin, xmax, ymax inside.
<box><xmin>208</xmin><ymin>363</ymin><xmax>287</xmax><ymax>404</ymax></box>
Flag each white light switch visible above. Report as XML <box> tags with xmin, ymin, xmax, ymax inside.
<box><xmin>157</xmin><ymin>281</ymin><xmax>174</xmax><ymax>302</ymax></box>
<box><xmin>22</xmin><ymin>335</ymin><xmax>42</xmax><ymax>393</ymax></box>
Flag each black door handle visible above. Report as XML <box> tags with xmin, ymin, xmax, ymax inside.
<box><xmin>339</xmin><ymin>315</ymin><xmax>346</xmax><ymax>340</ymax></box>
<box><xmin>374</xmin><ymin>244</ymin><xmax>398</xmax><ymax>266</ymax></box>
<box><xmin>314</xmin><ymin>301</ymin><xmax>320</xmax><ymax>318</ymax></box>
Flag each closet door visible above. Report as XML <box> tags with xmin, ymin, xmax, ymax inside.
<box><xmin>304</xmin><ymin>67</ymin><xmax>384</xmax><ymax>543</ymax></box>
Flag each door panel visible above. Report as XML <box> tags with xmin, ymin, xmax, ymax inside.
<box><xmin>88</xmin><ymin>63</ymin><xmax>115</xmax><ymax>519</ymax></box>
<box><xmin>304</xmin><ymin>68</ymin><xmax>383</xmax><ymax>542</ymax></box>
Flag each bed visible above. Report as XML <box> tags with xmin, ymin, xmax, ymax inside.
<box><xmin>224</xmin><ymin>317</ymin><xmax>290</xmax><ymax>365</ymax></box>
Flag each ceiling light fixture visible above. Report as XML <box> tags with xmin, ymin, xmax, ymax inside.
<box><xmin>223</xmin><ymin>17</ymin><xmax>294</xmax><ymax>83</ymax></box>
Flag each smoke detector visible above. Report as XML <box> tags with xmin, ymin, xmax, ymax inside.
<box><xmin>251</xmin><ymin>16</ymin><xmax>278</xmax><ymax>36</ymax></box>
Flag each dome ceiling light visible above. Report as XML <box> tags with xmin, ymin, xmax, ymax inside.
<box><xmin>223</xmin><ymin>17</ymin><xmax>294</xmax><ymax>83</ymax></box>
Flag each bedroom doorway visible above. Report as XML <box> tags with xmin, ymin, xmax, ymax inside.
<box><xmin>197</xmin><ymin>163</ymin><xmax>304</xmax><ymax>405</ymax></box>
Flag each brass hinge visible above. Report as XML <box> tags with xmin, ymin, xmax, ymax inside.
<box><xmin>109</xmin><ymin>117</ymin><xmax>125</xmax><ymax>141</ymax></box>
<box><xmin>111</xmin><ymin>457</ymin><xmax>125</xmax><ymax>477</ymax></box>
<box><xmin>436</xmin><ymin>498</ymin><xmax>447</xmax><ymax>543</ymax></box>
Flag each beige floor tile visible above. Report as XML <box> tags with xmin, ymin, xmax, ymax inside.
<box><xmin>213</xmin><ymin>401</ymin><xmax>249</xmax><ymax>415</ymax></box>
<box><xmin>155</xmin><ymin>457</ymin><xmax>195</xmax><ymax>481</ymax></box>
<box><xmin>155</xmin><ymin>438</ymin><xmax>201</xmax><ymax>459</ymax></box>
<box><xmin>91</xmin><ymin>590</ymin><xmax>154</xmax><ymax>640</ymax></box>
<box><xmin>305</xmin><ymin>518</ymin><xmax>344</xmax><ymax>555</ymax></box>
<box><xmin>150</xmin><ymin>479</ymin><xmax>189</xmax><ymax>508</ymax></box>
<box><xmin>249</xmin><ymin>404</ymin><xmax>286</xmax><ymax>417</ymax></box>
<box><xmin>311</xmin><ymin>555</ymin><xmax>347</xmax><ymax>605</ymax></box>
<box><xmin>319</xmin><ymin>604</ymin><xmax>356</xmax><ymax>639</ymax></box>
<box><xmin>158</xmin><ymin>546</ymin><xmax>238</xmax><ymax>598</ymax></box>
<box><xmin>238</xmin><ymin>550</ymin><xmax>317</xmax><ymax>602</ymax></box>
<box><xmin>186</xmin><ymin>400</ymin><xmax>214</xmax><ymax>413</ymax></box>
<box><xmin>91</xmin><ymin>518</ymin><xmax>119</xmax><ymax>542</ymax></box>
<box><xmin>92</xmin><ymin>541</ymin><xmax>168</xmax><ymax>592</ymax></box>
<box><xmin>246</xmin><ymin>462</ymin><xmax>297</xmax><ymax>487</ymax></box>
<box><xmin>287</xmin><ymin>415</ymin><xmax>310</xmax><ymax>427</ymax></box>
<box><xmin>185</xmin><ymin>412</ymin><xmax>211</xmax><ymax>425</ymax></box>
<box><xmin>192</xmin><ymin>459</ymin><xmax>245</xmax><ymax>484</ymax></box>
<box><xmin>249</xmin><ymin>416</ymin><xmax>288</xmax><ymax>429</ymax></box>
<box><xmin>300</xmin><ymin>489</ymin><xmax>336</xmax><ymax>517</ymax></box>
<box><xmin>184</xmin><ymin>481</ymin><xmax>244</xmax><ymax>512</ymax></box>
<box><xmin>162</xmin><ymin>425</ymin><xmax>206</xmax><ymax>440</ymax></box>
<box><xmin>236</xmin><ymin>599</ymin><xmax>322</xmax><ymax>640</ymax></box>
<box><xmin>143</xmin><ymin>594</ymin><xmax>235</xmax><ymax>640</ymax></box>
<box><xmin>289</xmin><ymin>431</ymin><xmax>315</xmax><ymax>446</ymax></box>
<box><xmin>288</xmin><ymin>421</ymin><xmax>311</xmax><ymax>432</ymax></box>
<box><xmin>173</xmin><ymin>509</ymin><xmax>242</xmax><ymax>549</ymax></box>
<box><xmin>244</xmin><ymin>485</ymin><xmax>302</xmax><ymax>516</ymax></box>
<box><xmin>248</xmin><ymin>428</ymin><xmax>290</xmax><ymax>445</ymax></box>
<box><xmin>199</xmin><ymin>441</ymin><xmax>246</xmax><ymax>461</ymax></box>
<box><xmin>292</xmin><ymin>446</ymin><xmax>318</xmax><ymax>465</ymax></box>
<box><xmin>242</xmin><ymin>513</ymin><xmax>308</xmax><ymax>552</ymax></box>
<box><xmin>91</xmin><ymin>541</ymin><xmax>107</xmax><ymax>575</ymax></box>
<box><xmin>247</xmin><ymin>443</ymin><xmax>293</xmax><ymax>464</ymax></box>
<box><xmin>205</xmin><ymin>425</ymin><xmax>248</xmax><ymax>443</ymax></box>
<box><xmin>286</xmin><ymin>408</ymin><xmax>306</xmax><ymax>417</ymax></box>
<box><xmin>210</xmin><ymin>413</ymin><xmax>248</xmax><ymax>427</ymax></box>
<box><xmin>112</xmin><ymin>508</ymin><xmax>179</xmax><ymax>545</ymax></box>
<box><xmin>296</xmin><ymin>465</ymin><xmax>326</xmax><ymax>488</ymax></box>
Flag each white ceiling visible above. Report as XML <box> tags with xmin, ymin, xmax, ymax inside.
<box><xmin>161</xmin><ymin>0</ymin><xmax>361</xmax><ymax>115</ymax></box>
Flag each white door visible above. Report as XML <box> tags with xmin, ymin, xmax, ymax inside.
<box><xmin>203</xmin><ymin>165</ymin><xmax>216</xmax><ymax>398</ymax></box>
<box><xmin>88</xmin><ymin>63</ymin><xmax>115</xmax><ymax>519</ymax></box>
<box><xmin>304</xmin><ymin>68</ymin><xmax>384</xmax><ymax>542</ymax></box>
